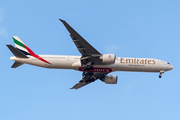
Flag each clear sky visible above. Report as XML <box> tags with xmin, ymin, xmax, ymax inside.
<box><xmin>0</xmin><ymin>0</ymin><xmax>179</xmax><ymax>120</ymax></box>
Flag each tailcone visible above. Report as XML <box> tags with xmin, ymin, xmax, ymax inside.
<box><xmin>10</xmin><ymin>56</ymin><xmax>16</xmax><ymax>60</ymax></box>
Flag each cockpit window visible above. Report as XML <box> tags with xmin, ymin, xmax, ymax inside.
<box><xmin>167</xmin><ymin>62</ymin><xmax>170</xmax><ymax>64</ymax></box>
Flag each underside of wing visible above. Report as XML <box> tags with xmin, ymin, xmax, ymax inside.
<box><xmin>70</xmin><ymin>72</ymin><xmax>108</xmax><ymax>90</ymax></box>
<box><xmin>70</xmin><ymin>81</ymin><xmax>91</xmax><ymax>90</ymax></box>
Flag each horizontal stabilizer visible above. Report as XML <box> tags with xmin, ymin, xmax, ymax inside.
<box><xmin>11</xmin><ymin>61</ymin><xmax>24</xmax><ymax>68</ymax></box>
<box><xmin>6</xmin><ymin>45</ymin><xmax>28</xmax><ymax>58</ymax></box>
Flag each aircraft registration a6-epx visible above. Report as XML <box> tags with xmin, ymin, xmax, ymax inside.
<box><xmin>7</xmin><ymin>19</ymin><xmax>174</xmax><ymax>89</ymax></box>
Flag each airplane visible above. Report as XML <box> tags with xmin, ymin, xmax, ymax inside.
<box><xmin>6</xmin><ymin>19</ymin><xmax>174</xmax><ymax>90</ymax></box>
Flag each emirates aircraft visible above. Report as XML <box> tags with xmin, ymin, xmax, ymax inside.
<box><xmin>7</xmin><ymin>19</ymin><xmax>174</xmax><ymax>89</ymax></box>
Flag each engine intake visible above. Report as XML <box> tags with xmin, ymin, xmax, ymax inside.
<box><xmin>102</xmin><ymin>75</ymin><xmax>118</xmax><ymax>84</ymax></box>
<box><xmin>101</xmin><ymin>54</ymin><xmax>116</xmax><ymax>64</ymax></box>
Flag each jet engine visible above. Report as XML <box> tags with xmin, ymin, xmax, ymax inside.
<box><xmin>102</xmin><ymin>75</ymin><xmax>118</xmax><ymax>84</ymax></box>
<box><xmin>100</xmin><ymin>54</ymin><xmax>116</xmax><ymax>64</ymax></box>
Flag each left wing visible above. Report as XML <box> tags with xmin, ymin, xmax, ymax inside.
<box><xmin>70</xmin><ymin>81</ymin><xmax>90</xmax><ymax>90</ymax></box>
<box><xmin>70</xmin><ymin>72</ymin><xmax>108</xmax><ymax>90</ymax></box>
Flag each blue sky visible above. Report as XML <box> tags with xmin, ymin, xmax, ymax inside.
<box><xmin>0</xmin><ymin>0</ymin><xmax>180</xmax><ymax>120</ymax></box>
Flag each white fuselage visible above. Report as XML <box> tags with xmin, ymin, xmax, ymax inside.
<box><xmin>10</xmin><ymin>55</ymin><xmax>174</xmax><ymax>73</ymax></box>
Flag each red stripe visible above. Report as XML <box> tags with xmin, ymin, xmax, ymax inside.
<box><xmin>23</xmin><ymin>44</ymin><xmax>51</xmax><ymax>64</ymax></box>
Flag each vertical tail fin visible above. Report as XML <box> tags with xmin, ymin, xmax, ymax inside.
<box><xmin>13</xmin><ymin>36</ymin><xmax>36</xmax><ymax>56</ymax></box>
<box><xmin>9</xmin><ymin>36</ymin><xmax>51</xmax><ymax>64</ymax></box>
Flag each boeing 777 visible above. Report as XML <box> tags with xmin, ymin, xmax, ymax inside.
<box><xmin>6</xmin><ymin>19</ymin><xmax>174</xmax><ymax>89</ymax></box>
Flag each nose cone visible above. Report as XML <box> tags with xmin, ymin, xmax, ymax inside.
<box><xmin>168</xmin><ymin>65</ymin><xmax>174</xmax><ymax>70</ymax></box>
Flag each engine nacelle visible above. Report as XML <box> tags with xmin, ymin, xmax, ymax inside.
<box><xmin>103</xmin><ymin>75</ymin><xmax>118</xmax><ymax>84</ymax></box>
<box><xmin>101</xmin><ymin>54</ymin><xmax>116</xmax><ymax>64</ymax></box>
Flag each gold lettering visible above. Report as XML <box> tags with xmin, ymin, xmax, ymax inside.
<box><xmin>126</xmin><ymin>59</ymin><xmax>134</xmax><ymax>64</ymax></box>
<box><xmin>137</xmin><ymin>59</ymin><xmax>140</xmax><ymax>64</ymax></box>
<box><xmin>120</xmin><ymin>58</ymin><xmax>125</xmax><ymax>63</ymax></box>
<box><xmin>140</xmin><ymin>59</ymin><xmax>144</xmax><ymax>64</ymax></box>
<box><xmin>126</xmin><ymin>59</ymin><xmax>128</xmax><ymax>63</ymax></box>
<box><xmin>148</xmin><ymin>60</ymin><xmax>155</xmax><ymax>65</ymax></box>
<box><xmin>145</xmin><ymin>59</ymin><xmax>147</xmax><ymax>64</ymax></box>
<box><xmin>152</xmin><ymin>60</ymin><xmax>155</xmax><ymax>65</ymax></box>
<box><xmin>120</xmin><ymin>58</ymin><xmax>156</xmax><ymax>65</ymax></box>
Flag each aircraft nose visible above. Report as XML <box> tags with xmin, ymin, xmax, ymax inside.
<box><xmin>168</xmin><ymin>65</ymin><xmax>174</xmax><ymax>70</ymax></box>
